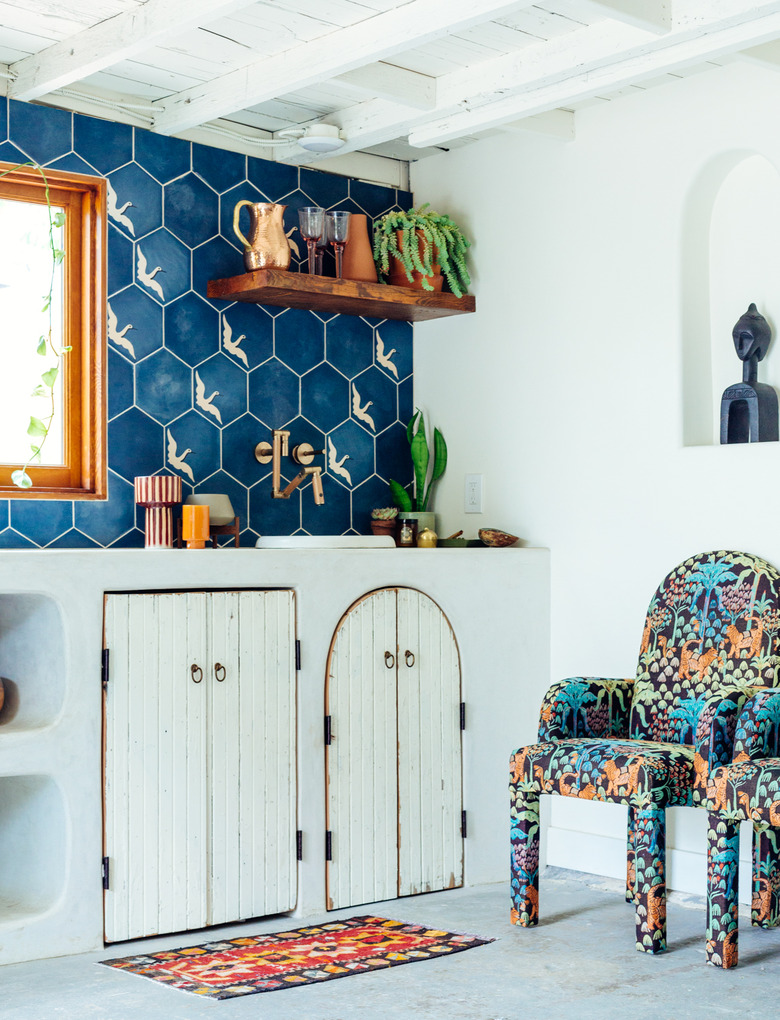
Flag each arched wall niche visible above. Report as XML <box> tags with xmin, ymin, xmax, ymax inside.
<box><xmin>682</xmin><ymin>150</ymin><xmax>780</xmax><ymax>446</ymax></box>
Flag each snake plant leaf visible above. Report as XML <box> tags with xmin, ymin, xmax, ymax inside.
<box><xmin>421</xmin><ymin>428</ymin><xmax>447</xmax><ymax>511</ymax></box>
<box><xmin>410</xmin><ymin>427</ymin><xmax>429</xmax><ymax>511</ymax></box>
<box><xmin>389</xmin><ymin>478</ymin><xmax>412</xmax><ymax>512</ymax></box>
<box><xmin>431</xmin><ymin>428</ymin><xmax>447</xmax><ymax>481</ymax></box>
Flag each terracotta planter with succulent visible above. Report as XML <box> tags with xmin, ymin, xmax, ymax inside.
<box><xmin>370</xmin><ymin>506</ymin><xmax>398</xmax><ymax>537</ymax></box>
<box><xmin>372</xmin><ymin>204</ymin><xmax>471</xmax><ymax>297</ymax></box>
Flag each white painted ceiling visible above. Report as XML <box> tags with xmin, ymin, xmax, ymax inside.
<box><xmin>2</xmin><ymin>0</ymin><xmax>780</xmax><ymax>186</ymax></box>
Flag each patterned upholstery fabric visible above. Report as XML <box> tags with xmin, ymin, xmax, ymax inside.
<box><xmin>705</xmin><ymin>757</ymin><xmax>780</xmax><ymax>968</ymax></box>
<box><xmin>510</xmin><ymin>550</ymin><xmax>780</xmax><ymax>956</ymax></box>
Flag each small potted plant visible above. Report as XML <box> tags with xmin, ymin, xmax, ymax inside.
<box><xmin>372</xmin><ymin>204</ymin><xmax>471</xmax><ymax>297</ymax></box>
<box><xmin>389</xmin><ymin>408</ymin><xmax>446</xmax><ymax>534</ymax></box>
<box><xmin>370</xmin><ymin>506</ymin><xmax>398</xmax><ymax>537</ymax></box>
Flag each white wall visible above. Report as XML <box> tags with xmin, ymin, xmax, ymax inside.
<box><xmin>411</xmin><ymin>60</ymin><xmax>780</xmax><ymax>896</ymax></box>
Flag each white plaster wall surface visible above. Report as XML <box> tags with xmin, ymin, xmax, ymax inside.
<box><xmin>411</xmin><ymin>61</ymin><xmax>780</xmax><ymax>896</ymax></box>
<box><xmin>0</xmin><ymin>546</ymin><xmax>549</xmax><ymax>965</ymax></box>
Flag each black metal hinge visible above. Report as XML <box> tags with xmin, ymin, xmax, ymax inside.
<box><xmin>461</xmin><ymin>811</ymin><xmax>467</xmax><ymax>839</ymax></box>
<box><xmin>102</xmin><ymin>856</ymin><xmax>110</xmax><ymax>890</ymax></box>
<box><xmin>101</xmin><ymin>648</ymin><xmax>109</xmax><ymax>688</ymax></box>
<box><xmin>324</xmin><ymin>715</ymin><xmax>332</xmax><ymax>746</ymax></box>
<box><xmin>296</xmin><ymin>830</ymin><xmax>303</xmax><ymax>861</ymax></box>
<box><xmin>460</xmin><ymin>702</ymin><xmax>466</xmax><ymax>730</ymax></box>
<box><xmin>325</xmin><ymin>831</ymin><xmax>333</xmax><ymax>861</ymax></box>
<box><xmin>295</xmin><ymin>640</ymin><xmax>301</xmax><ymax>670</ymax></box>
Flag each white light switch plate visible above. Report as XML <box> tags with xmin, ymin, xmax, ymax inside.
<box><xmin>464</xmin><ymin>474</ymin><xmax>483</xmax><ymax>514</ymax></box>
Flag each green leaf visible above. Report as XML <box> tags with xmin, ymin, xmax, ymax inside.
<box><xmin>11</xmin><ymin>469</ymin><xmax>32</xmax><ymax>489</ymax></box>
<box><xmin>52</xmin><ymin>212</ymin><xmax>66</xmax><ymax>228</ymax></box>
<box><xmin>29</xmin><ymin>445</ymin><xmax>41</xmax><ymax>463</ymax></box>
<box><xmin>53</xmin><ymin>249</ymin><xmax>65</xmax><ymax>265</ymax></box>
<box><xmin>59</xmin><ymin>345</ymin><xmax>73</xmax><ymax>353</ymax></box>
<box><xmin>406</xmin><ymin>408</ymin><xmax>422</xmax><ymax>446</ymax></box>
<box><xmin>389</xmin><ymin>478</ymin><xmax>412</xmax><ymax>512</ymax></box>
<box><xmin>36</xmin><ymin>336</ymin><xmax>47</xmax><ymax>356</ymax></box>
<box><xmin>41</xmin><ymin>366</ymin><xmax>58</xmax><ymax>388</ymax></box>
<box><xmin>410</xmin><ymin>427</ymin><xmax>429</xmax><ymax>509</ymax></box>
<box><xmin>421</xmin><ymin>427</ymin><xmax>447</xmax><ymax>511</ymax></box>
<box><xmin>41</xmin><ymin>295</ymin><xmax>51</xmax><ymax>312</ymax></box>
<box><xmin>31</xmin><ymin>384</ymin><xmax>49</xmax><ymax>398</ymax></box>
<box><xmin>27</xmin><ymin>416</ymin><xmax>47</xmax><ymax>437</ymax></box>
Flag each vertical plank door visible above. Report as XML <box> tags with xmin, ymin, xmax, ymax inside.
<box><xmin>104</xmin><ymin>592</ymin><xmax>209</xmax><ymax>942</ymax></box>
<box><xmin>326</xmin><ymin>589</ymin><xmax>399</xmax><ymax>910</ymax></box>
<box><xmin>209</xmin><ymin>590</ymin><xmax>297</xmax><ymax>924</ymax></box>
<box><xmin>396</xmin><ymin>589</ymin><xmax>463</xmax><ymax>896</ymax></box>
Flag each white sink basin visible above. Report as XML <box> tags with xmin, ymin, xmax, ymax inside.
<box><xmin>255</xmin><ymin>535</ymin><xmax>395</xmax><ymax>549</ymax></box>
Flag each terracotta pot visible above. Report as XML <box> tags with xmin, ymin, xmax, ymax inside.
<box><xmin>341</xmin><ymin>213</ymin><xmax>377</xmax><ymax>283</ymax></box>
<box><xmin>388</xmin><ymin>229</ymin><xmax>443</xmax><ymax>291</ymax></box>
<box><xmin>370</xmin><ymin>519</ymin><xmax>396</xmax><ymax>537</ymax></box>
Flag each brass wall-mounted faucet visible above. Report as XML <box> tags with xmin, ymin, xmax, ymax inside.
<box><xmin>255</xmin><ymin>429</ymin><xmax>325</xmax><ymax>505</ymax></box>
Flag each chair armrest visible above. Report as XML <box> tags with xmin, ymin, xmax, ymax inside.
<box><xmin>694</xmin><ymin>688</ymin><xmax>750</xmax><ymax>773</ymax></box>
<box><xmin>538</xmin><ymin>677</ymin><xmax>634</xmax><ymax>741</ymax></box>
<box><xmin>732</xmin><ymin>689</ymin><xmax>780</xmax><ymax>761</ymax></box>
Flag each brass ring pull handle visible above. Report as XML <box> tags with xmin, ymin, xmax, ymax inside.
<box><xmin>404</xmin><ymin>649</ymin><xmax>415</xmax><ymax>668</ymax></box>
<box><xmin>384</xmin><ymin>651</ymin><xmax>395</xmax><ymax>669</ymax></box>
<box><xmin>190</xmin><ymin>664</ymin><xmax>203</xmax><ymax>684</ymax></box>
<box><xmin>214</xmin><ymin>663</ymin><xmax>226</xmax><ymax>682</ymax></box>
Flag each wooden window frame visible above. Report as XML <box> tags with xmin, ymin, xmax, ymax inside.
<box><xmin>0</xmin><ymin>162</ymin><xmax>107</xmax><ymax>499</ymax></box>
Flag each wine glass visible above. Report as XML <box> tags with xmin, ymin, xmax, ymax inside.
<box><xmin>325</xmin><ymin>210</ymin><xmax>351</xmax><ymax>279</ymax></box>
<box><xmin>298</xmin><ymin>206</ymin><xmax>325</xmax><ymax>275</ymax></box>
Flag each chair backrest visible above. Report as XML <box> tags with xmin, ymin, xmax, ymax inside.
<box><xmin>629</xmin><ymin>550</ymin><xmax>780</xmax><ymax>743</ymax></box>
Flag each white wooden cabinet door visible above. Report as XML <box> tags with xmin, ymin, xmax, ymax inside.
<box><xmin>104</xmin><ymin>589</ymin><xmax>296</xmax><ymax>942</ymax></box>
<box><xmin>397</xmin><ymin>588</ymin><xmax>463</xmax><ymax>896</ymax></box>
<box><xmin>326</xmin><ymin>588</ymin><xmax>398</xmax><ymax>910</ymax></box>
<box><xmin>326</xmin><ymin>587</ymin><xmax>462</xmax><ymax>910</ymax></box>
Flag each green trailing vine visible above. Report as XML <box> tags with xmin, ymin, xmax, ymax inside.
<box><xmin>0</xmin><ymin>161</ymin><xmax>68</xmax><ymax>489</ymax></box>
<box><xmin>372</xmin><ymin>203</ymin><xmax>471</xmax><ymax>297</ymax></box>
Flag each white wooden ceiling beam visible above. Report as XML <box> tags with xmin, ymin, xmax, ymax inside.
<box><xmin>277</xmin><ymin>22</ymin><xmax>634</xmax><ymax>163</ymax></box>
<box><xmin>410</xmin><ymin>1</ymin><xmax>780</xmax><ymax>146</ymax></box>
<box><xmin>150</xmin><ymin>0</ymin><xmax>538</xmax><ymax>135</ymax></box>
<box><xmin>725</xmin><ymin>39</ymin><xmax>780</xmax><ymax>68</ymax></box>
<box><xmin>8</xmin><ymin>0</ymin><xmax>250</xmax><ymax>102</ymax></box>
<box><xmin>565</xmin><ymin>0</ymin><xmax>672</xmax><ymax>34</ymax></box>
<box><xmin>334</xmin><ymin>63</ymin><xmax>437</xmax><ymax>110</ymax></box>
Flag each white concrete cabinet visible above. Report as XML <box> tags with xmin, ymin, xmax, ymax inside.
<box><xmin>103</xmin><ymin>590</ymin><xmax>297</xmax><ymax>942</ymax></box>
<box><xmin>326</xmin><ymin>587</ymin><xmax>462</xmax><ymax>910</ymax></box>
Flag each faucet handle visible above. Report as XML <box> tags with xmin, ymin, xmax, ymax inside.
<box><xmin>291</xmin><ymin>442</ymin><xmax>324</xmax><ymax>465</ymax></box>
<box><xmin>308</xmin><ymin>466</ymin><xmax>324</xmax><ymax>506</ymax></box>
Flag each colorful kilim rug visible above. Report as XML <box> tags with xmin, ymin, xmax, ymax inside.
<box><xmin>99</xmin><ymin>915</ymin><xmax>494</xmax><ymax>999</ymax></box>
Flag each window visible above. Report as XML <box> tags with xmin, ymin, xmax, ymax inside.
<box><xmin>0</xmin><ymin>162</ymin><xmax>106</xmax><ymax>499</ymax></box>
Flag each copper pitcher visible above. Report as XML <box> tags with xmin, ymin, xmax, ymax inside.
<box><xmin>233</xmin><ymin>201</ymin><xmax>291</xmax><ymax>272</ymax></box>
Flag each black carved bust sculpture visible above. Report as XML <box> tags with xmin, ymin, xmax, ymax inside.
<box><xmin>720</xmin><ymin>303</ymin><xmax>779</xmax><ymax>443</ymax></box>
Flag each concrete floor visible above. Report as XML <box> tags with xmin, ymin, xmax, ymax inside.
<box><xmin>3</xmin><ymin>869</ymin><xmax>780</xmax><ymax>1019</ymax></box>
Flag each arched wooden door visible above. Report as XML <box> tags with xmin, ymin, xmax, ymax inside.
<box><xmin>325</xmin><ymin>587</ymin><xmax>462</xmax><ymax>910</ymax></box>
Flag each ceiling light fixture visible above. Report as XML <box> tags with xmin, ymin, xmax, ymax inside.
<box><xmin>296</xmin><ymin>124</ymin><xmax>345</xmax><ymax>153</ymax></box>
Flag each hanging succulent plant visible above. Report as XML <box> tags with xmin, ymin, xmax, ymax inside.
<box><xmin>372</xmin><ymin>204</ymin><xmax>471</xmax><ymax>297</ymax></box>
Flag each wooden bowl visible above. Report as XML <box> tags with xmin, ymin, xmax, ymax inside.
<box><xmin>479</xmin><ymin>528</ymin><xmax>519</xmax><ymax>548</ymax></box>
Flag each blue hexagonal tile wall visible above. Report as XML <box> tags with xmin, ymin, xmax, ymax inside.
<box><xmin>1</xmin><ymin>99</ymin><xmax>415</xmax><ymax>547</ymax></box>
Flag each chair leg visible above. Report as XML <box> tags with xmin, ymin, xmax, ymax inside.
<box><xmin>626</xmin><ymin>805</ymin><xmax>637</xmax><ymax>903</ymax></box>
<box><xmin>510</xmin><ymin>783</ymin><xmax>540</xmax><ymax>927</ymax></box>
<box><xmin>752</xmin><ymin>826</ymin><xmax>780</xmax><ymax>928</ymax></box>
<box><xmin>706</xmin><ymin>812</ymin><xmax>739</xmax><ymax>968</ymax></box>
<box><xmin>633</xmin><ymin>803</ymin><xmax>667</xmax><ymax>953</ymax></box>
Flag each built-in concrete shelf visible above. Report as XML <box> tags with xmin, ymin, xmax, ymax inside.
<box><xmin>0</xmin><ymin>594</ymin><xmax>65</xmax><ymax>732</ymax></box>
<box><xmin>0</xmin><ymin>774</ymin><xmax>66</xmax><ymax>925</ymax></box>
<box><xmin>207</xmin><ymin>268</ymin><xmax>476</xmax><ymax>322</ymax></box>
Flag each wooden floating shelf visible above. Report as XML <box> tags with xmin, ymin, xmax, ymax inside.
<box><xmin>207</xmin><ymin>268</ymin><xmax>476</xmax><ymax>322</ymax></box>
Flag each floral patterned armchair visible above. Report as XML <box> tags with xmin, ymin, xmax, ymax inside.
<box><xmin>510</xmin><ymin>550</ymin><xmax>780</xmax><ymax>954</ymax></box>
<box><xmin>705</xmin><ymin>688</ymin><xmax>780</xmax><ymax>967</ymax></box>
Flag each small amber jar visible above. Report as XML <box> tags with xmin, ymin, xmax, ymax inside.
<box><xmin>396</xmin><ymin>517</ymin><xmax>417</xmax><ymax>547</ymax></box>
